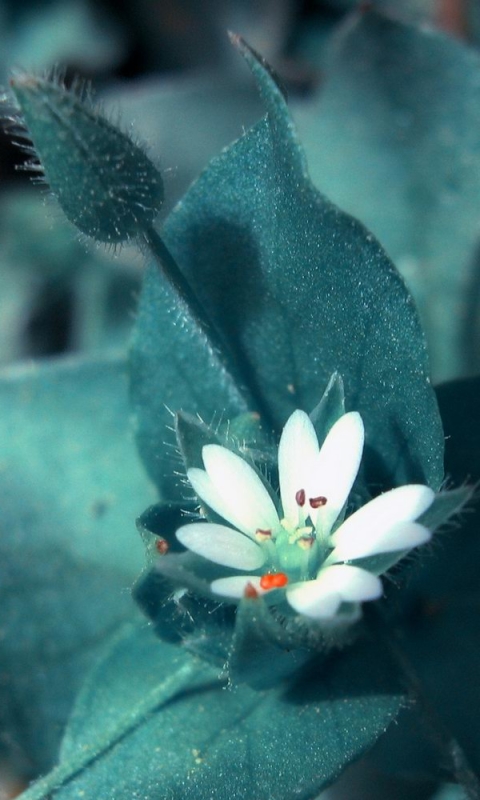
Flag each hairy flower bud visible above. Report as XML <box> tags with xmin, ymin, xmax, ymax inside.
<box><xmin>10</xmin><ymin>73</ymin><xmax>164</xmax><ymax>243</ymax></box>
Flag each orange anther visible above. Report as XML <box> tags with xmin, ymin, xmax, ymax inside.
<box><xmin>260</xmin><ymin>572</ymin><xmax>289</xmax><ymax>590</ymax></box>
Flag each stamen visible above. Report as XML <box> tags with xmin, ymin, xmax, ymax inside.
<box><xmin>260</xmin><ymin>572</ymin><xmax>289</xmax><ymax>590</ymax></box>
<box><xmin>297</xmin><ymin>536</ymin><xmax>315</xmax><ymax>550</ymax></box>
<box><xmin>244</xmin><ymin>582</ymin><xmax>259</xmax><ymax>599</ymax></box>
<box><xmin>295</xmin><ymin>489</ymin><xmax>306</xmax><ymax>506</ymax></box>
<box><xmin>309</xmin><ymin>495</ymin><xmax>327</xmax><ymax>509</ymax></box>
<box><xmin>155</xmin><ymin>538</ymin><xmax>169</xmax><ymax>554</ymax></box>
<box><xmin>255</xmin><ymin>528</ymin><xmax>273</xmax><ymax>541</ymax></box>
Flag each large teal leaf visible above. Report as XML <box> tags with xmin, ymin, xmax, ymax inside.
<box><xmin>295</xmin><ymin>9</ymin><xmax>480</xmax><ymax>382</ymax></box>
<box><xmin>130</xmin><ymin>36</ymin><xmax>444</xmax><ymax>499</ymax></box>
<box><xmin>0</xmin><ymin>356</ymin><xmax>155</xmax><ymax>776</ymax></box>
<box><xmin>19</xmin><ymin>622</ymin><xmax>403</xmax><ymax>800</ymax></box>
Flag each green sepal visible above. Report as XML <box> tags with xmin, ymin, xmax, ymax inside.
<box><xmin>229</xmin><ymin>596</ymin><xmax>311</xmax><ymax>689</ymax></box>
<box><xmin>133</xmin><ymin>566</ymin><xmax>234</xmax><ymax>665</ymax></box>
<box><xmin>219</xmin><ymin>410</ymin><xmax>277</xmax><ymax>465</ymax></box>
<box><xmin>136</xmin><ymin>501</ymin><xmax>190</xmax><ymax>563</ymax></box>
<box><xmin>310</xmin><ymin>371</ymin><xmax>345</xmax><ymax>445</ymax></box>
<box><xmin>175</xmin><ymin>408</ymin><xmax>274</xmax><ymax>469</ymax></box>
<box><xmin>175</xmin><ymin>410</ymin><xmax>223</xmax><ymax>470</ymax></box>
<box><xmin>175</xmin><ymin>409</ymin><xmax>280</xmax><ymax>520</ymax></box>
<box><xmin>419</xmin><ymin>485</ymin><xmax>473</xmax><ymax>530</ymax></box>
<box><xmin>229</xmin><ymin>592</ymin><xmax>370</xmax><ymax>689</ymax></box>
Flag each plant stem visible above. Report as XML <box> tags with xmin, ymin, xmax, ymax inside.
<box><xmin>369</xmin><ymin>608</ymin><xmax>480</xmax><ymax>799</ymax></box>
<box><xmin>142</xmin><ymin>225</ymin><xmax>258</xmax><ymax>416</ymax></box>
<box><xmin>20</xmin><ymin>662</ymin><xmax>217</xmax><ymax>800</ymax></box>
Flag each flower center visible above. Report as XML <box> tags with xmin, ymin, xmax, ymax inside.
<box><xmin>267</xmin><ymin>491</ymin><xmax>330</xmax><ymax>581</ymax></box>
<box><xmin>253</xmin><ymin>491</ymin><xmax>331</xmax><ymax>584</ymax></box>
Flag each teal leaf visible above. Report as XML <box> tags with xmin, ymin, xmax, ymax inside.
<box><xmin>296</xmin><ymin>9</ymin><xmax>480</xmax><ymax>382</ymax></box>
<box><xmin>21</xmin><ymin>622</ymin><xmax>404</xmax><ymax>800</ymax></box>
<box><xmin>0</xmin><ymin>355</ymin><xmax>155</xmax><ymax>776</ymax></box>
<box><xmin>131</xmin><ymin>33</ymin><xmax>444</xmax><ymax>498</ymax></box>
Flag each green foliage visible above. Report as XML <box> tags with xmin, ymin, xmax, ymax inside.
<box><xmin>296</xmin><ymin>9</ymin><xmax>480</xmax><ymax>381</ymax></box>
<box><xmin>18</xmin><ymin>623</ymin><xmax>403</xmax><ymax>800</ymax></box>
<box><xmin>131</xmin><ymin>34</ymin><xmax>444</xmax><ymax>502</ymax></box>
<box><xmin>0</xmin><ymin>356</ymin><xmax>154</xmax><ymax>775</ymax></box>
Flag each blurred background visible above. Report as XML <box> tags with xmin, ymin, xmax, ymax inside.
<box><xmin>1</xmin><ymin>0</ymin><xmax>480</xmax><ymax>383</ymax></box>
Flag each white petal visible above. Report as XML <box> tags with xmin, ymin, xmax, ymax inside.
<box><xmin>201</xmin><ymin>445</ymin><xmax>280</xmax><ymax>537</ymax></box>
<box><xmin>211</xmin><ymin>575</ymin><xmax>265</xmax><ymax>599</ymax></box>
<box><xmin>330</xmin><ymin>521</ymin><xmax>431</xmax><ymax>562</ymax></box>
<box><xmin>330</xmin><ymin>484</ymin><xmax>435</xmax><ymax>548</ymax></box>
<box><xmin>286</xmin><ymin>565</ymin><xmax>381</xmax><ymax>619</ymax></box>
<box><xmin>286</xmin><ymin>581</ymin><xmax>342</xmax><ymax>619</ymax></box>
<box><xmin>187</xmin><ymin>468</ymin><xmax>243</xmax><ymax>529</ymax></box>
<box><xmin>176</xmin><ymin>523</ymin><xmax>266</xmax><ymax>570</ymax></box>
<box><xmin>308</xmin><ymin>412</ymin><xmax>364</xmax><ymax>534</ymax></box>
<box><xmin>321</xmin><ymin>565</ymin><xmax>383</xmax><ymax>601</ymax></box>
<box><xmin>278</xmin><ymin>410</ymin><xmax>319</xmax><ymax>526</ymax></box>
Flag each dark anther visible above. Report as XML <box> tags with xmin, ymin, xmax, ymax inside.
<box><xmin>309</xmin><ymin>496</ymin><xmax>327</xmax><ymax>509</ymax></box>
<box><xmin>295</xmin><ymin>489</ymin><xmax>306</xmax><ymax>506</ymax></box>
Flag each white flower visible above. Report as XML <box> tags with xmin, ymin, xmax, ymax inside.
<box><xmin>175</xmin><ymin>410</ymin><xmax>434</xmax><ymax>621</ymax></box>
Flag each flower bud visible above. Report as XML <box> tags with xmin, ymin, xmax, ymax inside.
<box><xmin>10</xmin><ymin>73</ymin><xmax>164</xmax><ymax>243</ymax></box>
